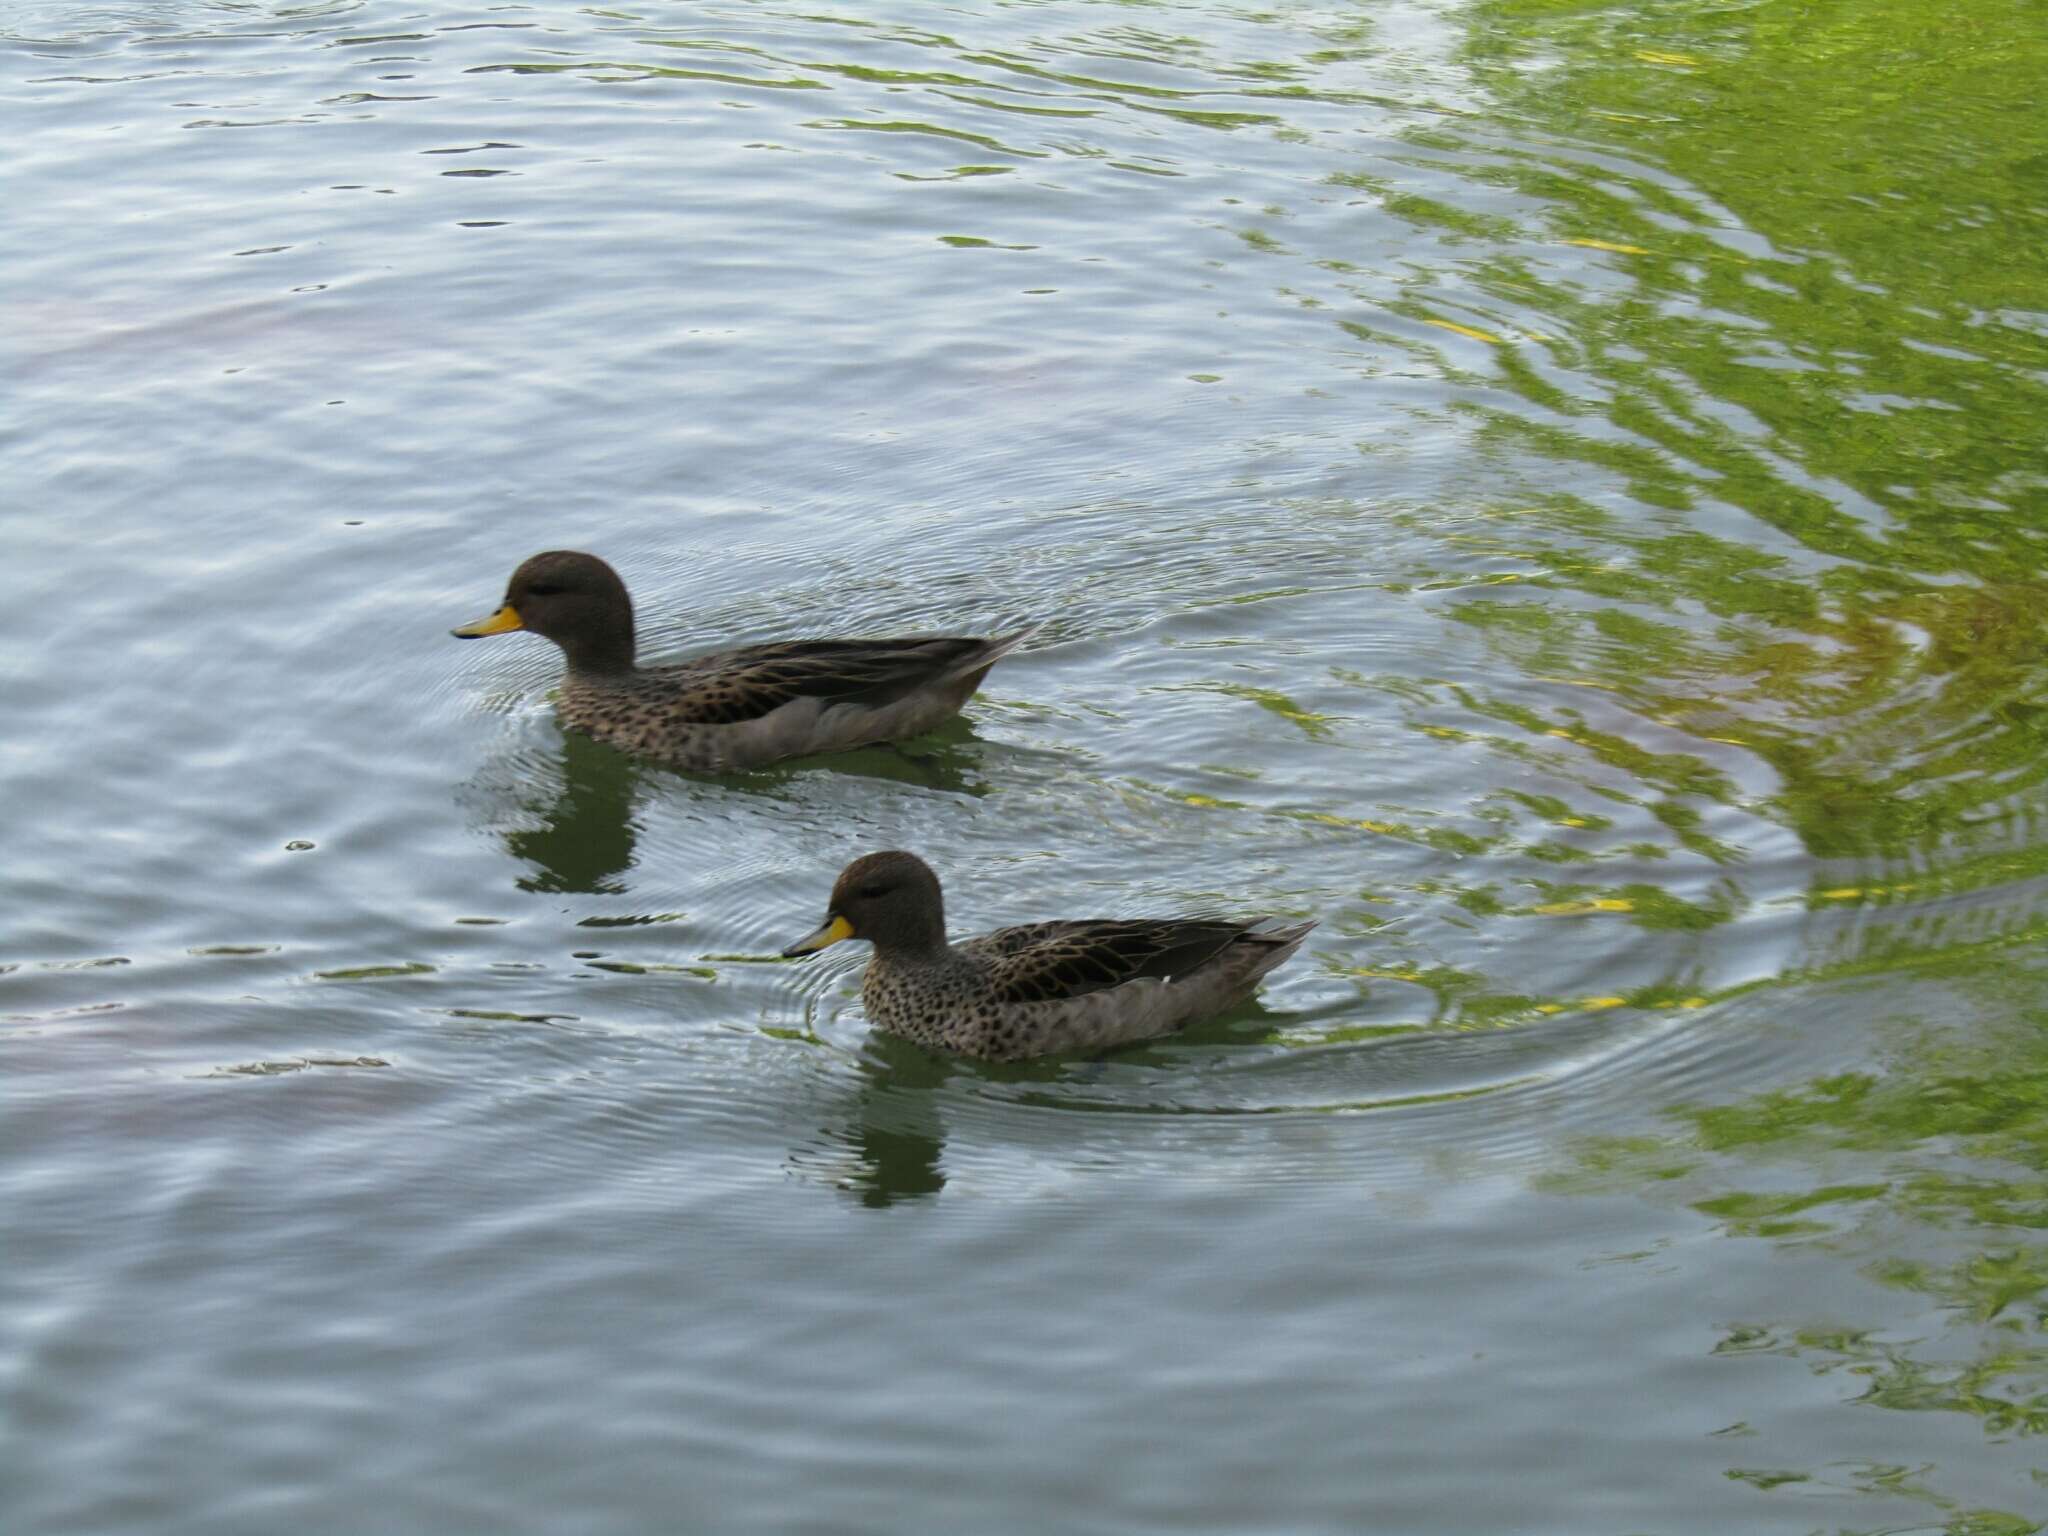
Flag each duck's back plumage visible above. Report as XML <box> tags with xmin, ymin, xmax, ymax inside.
<box><xmin>561</xmin><ymin>629</ymin><xmax>1031</xmax><ymax>770</ymax></box>
<box><xmin>869</xmin><ymin>915</ymin><xmax>1316</xmax><ymax>1061</ymax></box>
<box><xmin>453</xmin><ymin>550</ymin><xmax>1030</xmax><ymax>771</ymax></box>
<box><xmin>967</xmin><ymin>918</ymin><xmax>1277</xmax><ymax>1000</ymax></box>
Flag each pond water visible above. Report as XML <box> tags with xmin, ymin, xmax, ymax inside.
<box><xmin>6</xmin><ymin>1</ymin><xmax>2047</xmax><ymax>1531</ymax></box>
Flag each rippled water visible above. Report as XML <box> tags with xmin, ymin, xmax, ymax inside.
<box><xmin>7</xmin><ymin>1</ymin><xmax>2048</xmax><ymax>1531</ymax></box>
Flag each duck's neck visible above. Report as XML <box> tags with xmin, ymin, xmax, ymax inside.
<box><xmin>560</xmin><ymin>607</ymin><xmax>636</xmax><ymax>677</ymax></box>
<box><xmin>871</xmin><ymin>913</ymin><xmax>950</xmax><ymax>964</ymax></box>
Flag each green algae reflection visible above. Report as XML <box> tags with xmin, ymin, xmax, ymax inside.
<box><xmin>1446</xmin><ymin>0</ymin><xmax>2048</xmax><ymax>870</ymax></box>
<box><xmin>1439</xmin><ymin>0</ymin><xmax>2048</xmax><ymax>1524</ymax></box>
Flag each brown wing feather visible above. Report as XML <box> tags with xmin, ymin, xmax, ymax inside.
<box><xmin>645</xmin><ymin>635</ymin><xmax>1021</xmax><ymax>726</ymax></box>
<box><xmin>970</xmin><ymin>919</ymin><xmax>1259</xmax><ymax>1005</ymax></box>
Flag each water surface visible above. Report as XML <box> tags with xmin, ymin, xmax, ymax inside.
<box><xmin>6</xmin><ymin>1</ymin><xmax>2048</xmax><ymax>1531</ymax></box>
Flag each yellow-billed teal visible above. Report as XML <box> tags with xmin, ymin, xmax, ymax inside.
<box><xmin>453</xmin><ymin>551</ymin><xmax>1031</xmax><ymax>771</ymax></box>
<box><xmin>783</xmin><ymin>850</ymin><xmax>1315</xmax><ymax>1060</ymax></box>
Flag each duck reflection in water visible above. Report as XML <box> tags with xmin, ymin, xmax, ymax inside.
<box><xmin>836</xmin><ymin>1039</ymin><xmax>957</xmax><ymax>1208</ymax></box>
<box><xmin>490</xmin><ymin>719</ymin><xmax>996</xmax><ymax>898</ymax></box>
<box><xmin>807</xmin><ymin>1038</ymin><xmax>1148</xmax><ymax>1208</ymax></box>
<box><xmin>782</xmin><ymin>1037</ymin><xmax>957</xmax><ymax>1207</ymax></box>
<box><xmin>504</xmin><ymin>729</ymin><xmax>644</xmax><ymax>896</ymax></box>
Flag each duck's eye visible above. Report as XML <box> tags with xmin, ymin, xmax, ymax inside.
<box><xmin>855</xmin><ymin>883</ymin><xmax>889</xmax><ymax>901</ymax></box>
<box><xmin>525</xmin><ymin>582</ymin><xmax>568</xmax><ymax>597</ymax></box>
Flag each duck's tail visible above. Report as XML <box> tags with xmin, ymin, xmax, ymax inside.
<box><xmin>938</xmin><ymin>625</ymin><xmax>1038</xmax><ymax>685</ymax></box>
<box><xmin>1235</xmin><ymin>918</ymin><xmax>1318</xmax><ymax>981</ymax></box>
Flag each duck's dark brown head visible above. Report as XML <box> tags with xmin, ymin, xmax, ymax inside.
<box><xmin>783</xmin><ymin>850</ymin><xmax>948</xmax><ymax>959</ymax></box>
<box><xmin>452</xmin><ymin>550</ymin><xmax>636</xmax><ymax>674</ymax></box>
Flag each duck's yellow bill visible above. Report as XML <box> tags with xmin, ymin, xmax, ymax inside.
<box><xmin>451</xmin><ymin>604</ymin><xmax>524</xmax><ymax>639</ymax></box>
<box><xmin>782</xmin><ymin>914</ymin><xmax>854</xmax><ymax>957</ymax></box>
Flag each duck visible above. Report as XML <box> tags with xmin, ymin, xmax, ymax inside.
<box><xmin>782</xmin><ymin>850</ymin><xmax>1315</xmax><ymax>1060</ymax></box>
<box><xmin>452</xmin><ymin>551</ymin><xmax>1031</xmax><ymax>771</ymax></box>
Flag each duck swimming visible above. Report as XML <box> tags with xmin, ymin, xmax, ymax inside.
<box><xmin>453</xmin><ymin>551</ymin><xmax>1031</xmax><ymax>771</ymax></box>
<box><xmin>783</xmin><ymin>850</ymin><xmax>1315</xmax><ymax>1060</ymax></box>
